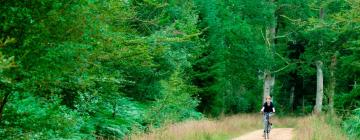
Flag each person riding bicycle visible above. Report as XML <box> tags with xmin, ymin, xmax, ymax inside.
<box><xmin>261</xmin><ymin>95</ymin><xmax>275</xmax><ymax>123</ymax></box>
<box><xmin>260</xmin><ymin>95</ymin><xmax>275</xmax><ymax>137</ymax></box>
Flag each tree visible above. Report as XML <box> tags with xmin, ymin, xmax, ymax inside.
<box><xmin>314</xmin><ymin>60</ymin><xmax>324</xmax><ymax>114</ymax></box>
<box><xmin>0</xmin><ymin>37</ymin><xmax>16</xmax><ymax>121</ymax></box>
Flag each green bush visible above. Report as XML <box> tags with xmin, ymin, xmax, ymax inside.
<box><xmin>343</xmin><ymin>108</ymin><xmax>360</xmax><ymax>139</ymax></box>
<box><xmin>0</xmin><ymin>93</ymin><xmax>91</xmax><ymax>139</ymax></box>
<box><xmin>145</xmin><ymin>69</ymin><xmax>202</xmax><ymax>127</ymax></box>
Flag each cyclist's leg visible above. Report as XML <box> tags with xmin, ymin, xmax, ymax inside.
<box><xmin>263</xmin><ymin>114</ymin><xmax>267</xmax><ymax>135</ymax></box>
<box><xmin>265</xmin><ymin>113</ymin><xmax>270</xmax><ymax>131</ymax></box>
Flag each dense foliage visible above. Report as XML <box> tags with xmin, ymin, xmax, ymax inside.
<box><xmin>0</xmin><ymin>0</ymin><xmax>359</xmax><ymax>139</ymax></box>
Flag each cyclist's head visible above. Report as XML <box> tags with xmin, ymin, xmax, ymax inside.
<box><xmin>266</xmin><ymin>96</ymin><xmax>271</xmax><ymax>102</ymax></box>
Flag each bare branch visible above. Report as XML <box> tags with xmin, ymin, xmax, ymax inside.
<box><xmin>271</xmin><ymin>63</ymin><xmax>292</xmax><ymax>73</ymax></box>
<box><xmin>275</xmin><ymin>52</ymin><xmax>290</xmax><ymax>64</ymax></box>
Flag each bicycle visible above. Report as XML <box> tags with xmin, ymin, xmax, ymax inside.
<box><xmin>263</xmin><ymin>112</ymin><xmax>273</xmax><ymax>140</ymax></box>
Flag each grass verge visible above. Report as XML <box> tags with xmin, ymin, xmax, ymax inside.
<box><xmin>293</xmin><ymin>115</ymin><xmax>348</xmax><ymax>140</ymax></box>
<box><xmin>129</xmin><ymin>113</ymin><xmax>296</xmax><ymax>140</ymax></box>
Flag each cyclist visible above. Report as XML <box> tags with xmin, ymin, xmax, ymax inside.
<box><xmin>260</xmin><ymin>95</ymin><xmax>275</xmax><ymax>137</ymax></box>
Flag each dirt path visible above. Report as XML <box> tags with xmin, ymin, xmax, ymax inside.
<box><xmin>232</xmin><ymin>128</ymin><xmax>294</xmax><ymax>140</ymax></box>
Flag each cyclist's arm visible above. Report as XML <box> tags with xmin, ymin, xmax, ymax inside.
<box><xmin>261</xmin><ymin>107</ymin><xmax>264</xmax><ymax>112</ymax></box>
<box><xmin>272</xmin><ymin>108</ymin><xmax>275</xmax><ymax>113</ymax></box>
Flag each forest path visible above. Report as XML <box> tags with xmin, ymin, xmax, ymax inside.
<box><xmin>232</xmin><ymin>128</ymin><xmax>294</xmax><ymax>140</ymax></box>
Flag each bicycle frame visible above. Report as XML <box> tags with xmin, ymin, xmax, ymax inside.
<box><xmin>263</xmin><ymin>112</ymin><xmax>271</xmax><ymax>140</ymax></box>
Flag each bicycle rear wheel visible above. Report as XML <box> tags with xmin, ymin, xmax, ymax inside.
<box><xmin>266</xmin><ymin>122</ymin><xmax>270</xmax><ymax>139</ymax></box>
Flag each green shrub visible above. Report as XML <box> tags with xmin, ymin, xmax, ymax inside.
<box><xmin>0</xmin><ymin>92</ymin><xmax>92</xmax><ymax>139</ymax></box>
<box><xmin>343</xmin><ymin>108</ymin><xmax>360</xmax><ymax>139</ymax></box>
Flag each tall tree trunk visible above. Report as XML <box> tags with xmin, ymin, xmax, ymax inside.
<box><xmin>313</xmin><ymin>7</ymin><xmax>325</xmax><ymax>115</ymax></box>
<box><xmin>289</xmin><ymin>86</ymin><xmax>295</xmax><ymax>112</ymax></box>
<box><xmin>328</xmin><ymin>54</ymin><xmax>336</xmax><ymax>114</ymax></box>
<box><xmin>353</xmin><ymin>81</ymin><xmax>357</xmax><ymax>89</ymax></box>
<box><xmin>314</xmin><ymin>60</ymin><xmax>324</xmax><ymax>114</ymax></box>
<box><xmin>263</xmin><ymin>71</ymin><xmax>272</xmax><ymax>102</ymax></box>
<box><xmin>263</xmin><ymin>0</ymin><xmax>277</xmax><ymax>102</ymax></box>
<box><xmin>0</xmin><ymin>92</ymin><xmax>10</xmax><ymax>121</ymax></box>
<box><xmin>320</xmin><ymin>7</ymin><xmax>325</xmax><ymax>20</ymax></box>
<box><xmin>302</xmin><ymin>95</ymin><xmax>305</xmax><ymax>114</ymax></box>
<box><xmin>112</xmin><ymin>102</ymin><xmax>117</xmax><ymax>118</ymax></box>
<box><xmin>270</xmin><ymin>74</ymin><xmax>275</xmax><ymax>96</ymax></box>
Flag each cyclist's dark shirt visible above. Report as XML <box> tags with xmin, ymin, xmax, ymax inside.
<box><xmin>263</xmin><ymin>102</ymin><xmax>274</xmax><ymax>112</ymax></box>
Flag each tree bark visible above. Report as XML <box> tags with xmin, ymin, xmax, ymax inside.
<box><xmin>289</xmin><ymin>86</ymin><xmax>295</xmax><ymax>112</ymax></box>
<box><xmin>263</xmin><ymin>71</ymin><xmax>272</xmax><ymax>102</ymax></box>
<box><xmin>302</xmin><ymin>95</ymin><xmax>305</xmax><ymax>114</ymax></box>
<box><xmin>314</xmin><ymin>60</ymin><xmax>324</xmax><ymax>114</ymax></box>
<box><xmin>354</xmin><ymin>81</ymin><xmax>357</xmax><ymax>89</ymax></box>
<box><xmin>328</xmin><ymin>54</ymin><xmax>336</xmax><ymax>114</ymax></box>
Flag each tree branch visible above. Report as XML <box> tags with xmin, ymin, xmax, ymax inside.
<box><xmin>275</xmin><ymin>52</ymin><xmax>290</xmax><ymax>64</ymax></box>
<box><xmin>271</xmin><ymin>63</ymin><xmax>292</xmax><ymax>73</ymax></box>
